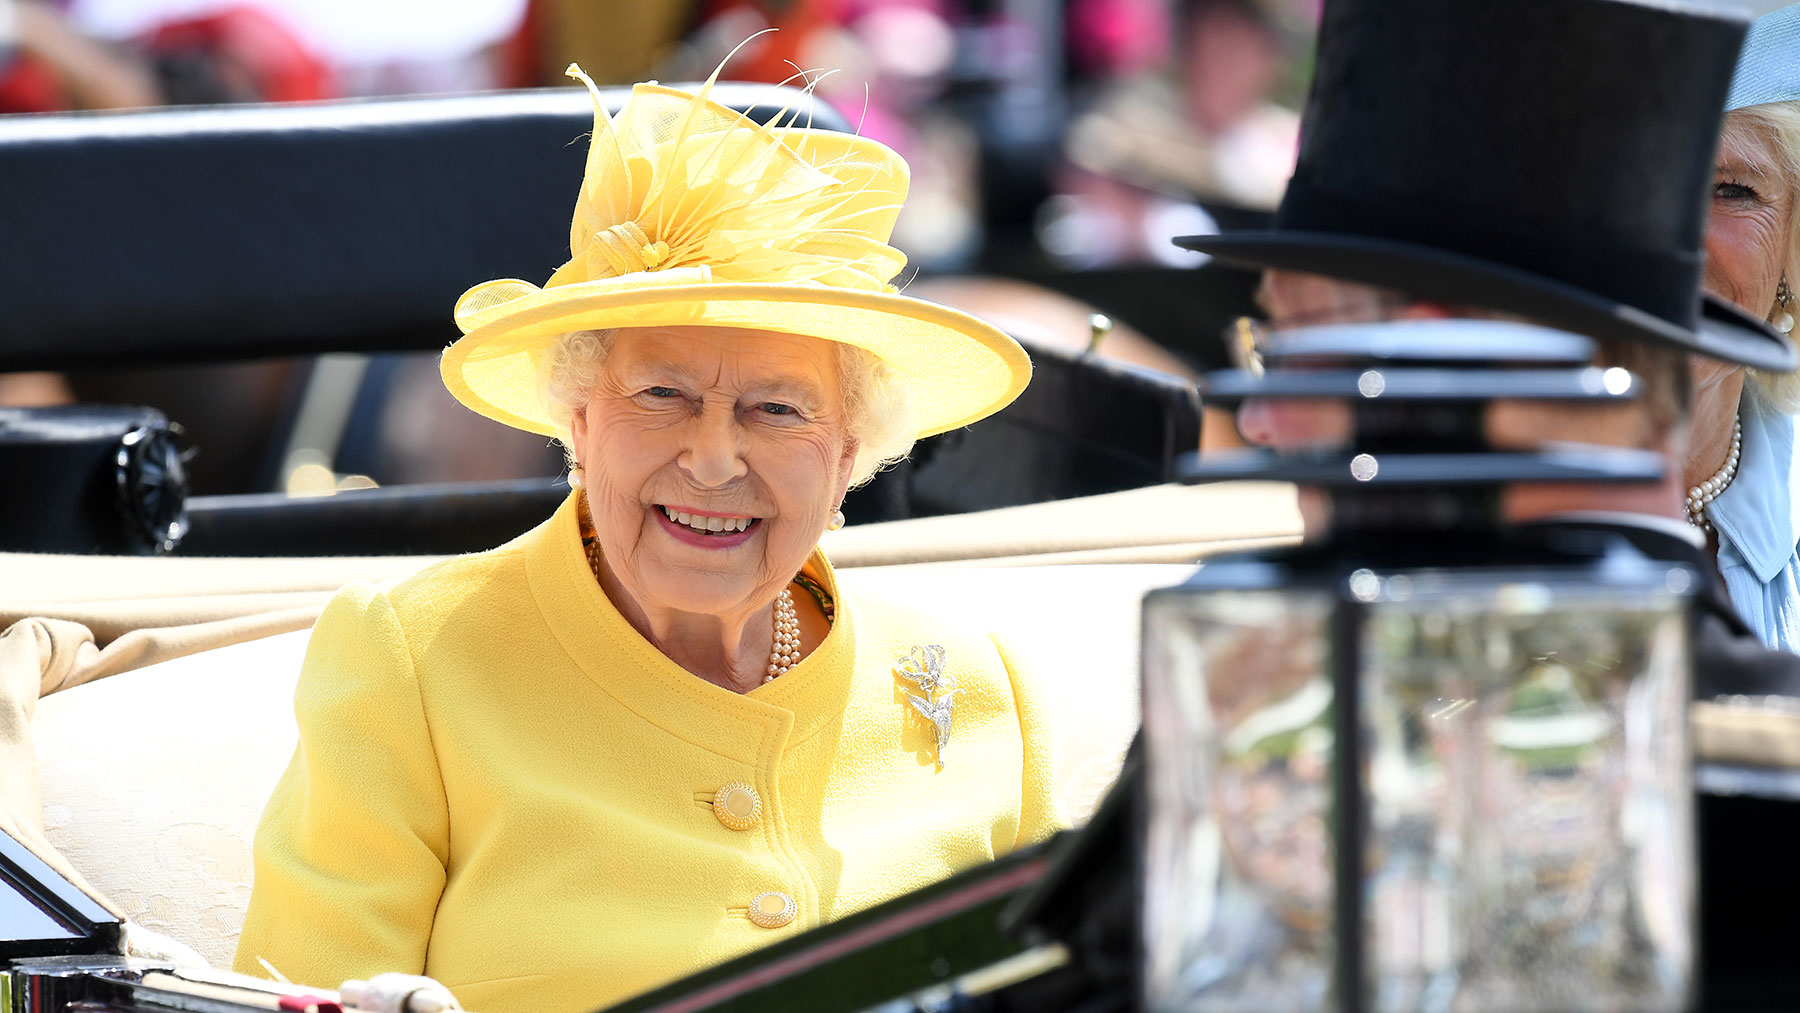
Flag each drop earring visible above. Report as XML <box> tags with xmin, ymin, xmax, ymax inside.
<box><xmin>568</xmin><ymin>465</ymin><xmax>585</xmax><ymax>490</ymax></box>
<box><xmin>1776</xmin><ymin>275</ymin><xmax>1795</xmax><ymax>335</ymax></box>
<box><xmin>828</xmin><ymin>507</ymin><xmax>845</xmax><ymax>531</ymax></box>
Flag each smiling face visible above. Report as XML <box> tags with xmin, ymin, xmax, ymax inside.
<box><xmin>569</xmin><ymin>325</ymin><xmax>858</xmax><ymax>623</ymax></box>
<box><xmin>1699</xmin><ymin>113</ymin><xmax>1799</xmax><ymax>392</ymax></box>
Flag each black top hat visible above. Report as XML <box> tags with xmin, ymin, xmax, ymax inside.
<box><xmin>1177</xmin><ymin>0</ymin><xmax>1796</xmax><ymax>371</ymax></box>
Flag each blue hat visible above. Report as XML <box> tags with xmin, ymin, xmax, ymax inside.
<box><xmin>1727</xmin><ymin>3</ymin><xmax>1800</xmax><ymax>111</ymax></box>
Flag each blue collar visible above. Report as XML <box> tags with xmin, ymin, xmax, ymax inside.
<box><xmin>1709</xmin><ymin>385</ymin><xmax>1800</xmax><ymax>584</ymax></box>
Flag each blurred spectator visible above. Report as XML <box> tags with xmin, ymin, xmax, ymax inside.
<box><xmin>1067</xmin><ymin>0</ymin><xmax>1168</xmax><ymax>80</ymax></box>
<box><xmin>66</xmin><ymin>0</ymin><xmax>524</xmax><ymax>99</ymax></box>
<box><xmin>0</xmin><ymin>0</ymin><xmax>159</xmax><ymax>111</ymax></box>
<box><xmin>1180</xmin><ymin>0</ymin><xmax>1287</xmax><ymax>138</ymax></box>
<box><xmin>143</xmin><ymin>6</ymin><xmax>329</xmax><ymax>104</ymax></box>
<box><xmin>685</xmin><ymin>0</ymin><xmax>844</xmax><ymax>85</ymax></box>
<box><xmin>521</xmin><ymin>0</ymin><xmax>695</xmax><ymax>87</ymax></box>
<box><xmin>1043</xmin><ymin>0</ymin><xmax>1304</xmax><ymax>267</ymax></box>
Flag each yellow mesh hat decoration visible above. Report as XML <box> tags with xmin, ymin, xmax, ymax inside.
<box><xmin>441</xmin><ymin>58</ymin><xmax>1030</xmax><ymax>440</ymax></box>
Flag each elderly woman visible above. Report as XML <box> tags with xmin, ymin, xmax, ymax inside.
<box><xmin>231</xmin><ymin>65</ymin><xmax>1059</xmax><ymax>1012</ymax></box>
<box><xmin>1690</xmin><ymin>2</ymin><xmax>1800</xmax><ymax>649</ymax></box>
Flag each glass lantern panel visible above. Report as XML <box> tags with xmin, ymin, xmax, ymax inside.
<box><xmin>1142</xmin><ymin>569</ymin><xmax>1692</xmax><ymax>1012</ymax></box>
<box><xmin>1142</xmin><ymin>587</ymin><xmax>1338</xmax><ymax>1011</ymax></box>
<box><xmin>1361</xmin><ymin>575</ymin><xmax>1692</xmax><ymax>1012</ymax></box>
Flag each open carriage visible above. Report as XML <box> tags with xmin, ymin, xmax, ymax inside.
<box><xmin>5</xmin><ymin>81</ymin><xmax>1800</xmax><ymax>1013</ymax></box>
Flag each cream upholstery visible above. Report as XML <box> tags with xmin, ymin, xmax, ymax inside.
<box><xmin>32</xmin><ymin>631</ymin><xmax>313</xmax><ymax>966</ymax></box>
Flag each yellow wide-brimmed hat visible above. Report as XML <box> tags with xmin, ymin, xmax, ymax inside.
<box><xmin>441</xmin><ymin>63</ymin><xmax>1030</xmax><ymax>440</ymax></box>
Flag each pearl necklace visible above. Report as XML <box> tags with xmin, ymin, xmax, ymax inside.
<box><xmin>1686</xmin><ymin>416</ymin><xmax>1742</xmax><ymax>534</ymax></box>
<box><xmin>580</xmin><ymin>533</ymin><xmax>803</xmax><ymax>684</ymax></box>
<box><xmin>766</xmin><ymin>588</ymin><xmax>801</xmax><ymax>682</ymax></box>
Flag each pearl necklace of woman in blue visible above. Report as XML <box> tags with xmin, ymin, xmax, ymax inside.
<box><xmin>1686</xmin><ymin>416</ymin><xmax>1742</xmax><ymax>535</ymax></box>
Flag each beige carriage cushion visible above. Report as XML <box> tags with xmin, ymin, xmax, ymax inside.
<box><xmin>22</xmin><ymin>562</ymin><xmax>1187</xmax><ymax>968</ymax></box>
<box><xmin>0</xmin><ymin>552</ymin><xmax>441</xmax><ymax>643</ymax></box>
<box><xmin>0</xmin><ymin>617</ymin><xmax>116</xmax><ymax>911</ymax></box>
<box><xmin>31</xmin><ymin>629</ymin><xmax>314</xmax><ymax>967</ymax></box>
<box><xmin>0</xmin><ymin>609</ymin><xmax>317</xmax><ymax>920</ymax></box>
<box><xmin>0</xmin><ymin>482</ymin><xmax>1301</xmax><ymax>639</ymax></box>
<box><xmin>823</xmin><ymin>482</ymin><xmax>1299</xmax><ymax>568</ymax></box>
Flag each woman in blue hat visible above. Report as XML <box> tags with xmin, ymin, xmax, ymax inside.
<box><xmin>1692</xmin><ymin>2</ymin><xmax>1800</xmax><ymax>650</ymax></box>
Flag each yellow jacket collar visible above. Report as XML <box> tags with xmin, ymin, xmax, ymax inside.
<box><xmin>525</xmin><ymin>492</ymin><xmax>856</xmax><ymax>760</ymax></box>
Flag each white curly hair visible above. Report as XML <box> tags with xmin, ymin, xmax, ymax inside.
<box><xmin>538</xmin><ymin>328</ymin><xmax>918</xmax><ymax>488</ymax></box>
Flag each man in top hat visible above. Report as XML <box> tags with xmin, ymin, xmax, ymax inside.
<box><xmin>987</xmin><ymin>4</ymin><xmax>1800</xmax><ymax>1008</ymax></box>
<box><xmin>1180</xmin><ymin>0</ymin><xmax>1800</xmax><ymax>698</ymax></box>
<box><xmin>1007</xmin><ymin>2</ymin><xmax>1800</xmax><ymax>1007</ymax></box>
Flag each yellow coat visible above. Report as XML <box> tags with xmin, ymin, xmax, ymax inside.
<box><xmin>234</xmin><ymin>493</ymin><xmax>1062</xmax><ymax>1011</ymax></box>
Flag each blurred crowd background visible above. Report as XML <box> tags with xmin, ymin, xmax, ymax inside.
<box><xmin>1</xmin><ymin>0</ymin><xmax>1316</xmax><ymax>271</ymax></box>
<box><xmin>0</xmin><ymin>0</ymin><xmax>1317</xmax><ymax>493</ymax></box>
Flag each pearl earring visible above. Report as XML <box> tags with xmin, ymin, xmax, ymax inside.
<box><xmin>568</xmin><ymin>465</ymin><xmax>585</xmax><ymax>490</ymax></box>
<box><xmin>828</xmin><ymin>507</ymin><xmax>845</xmax><ymax>531</ymax></box>
<box><xmin>1777</xmin><ymin>276</ymin><xmax>1796</xmax><ymax>335</ymax></box>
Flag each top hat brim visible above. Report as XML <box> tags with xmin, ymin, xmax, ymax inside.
<box><xmin>1176</xmin><ymin>230</ymin><xmax>1796</xmax><ymax>372</ymax></box>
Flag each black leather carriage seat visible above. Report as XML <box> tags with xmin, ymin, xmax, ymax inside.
<box><xmin>877</xmin><ymin>343</ymin><xmax>1202</xmax><ymax>519</ymax></box>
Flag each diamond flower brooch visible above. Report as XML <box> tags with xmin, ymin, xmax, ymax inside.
<box><xmin>895</xmin><ymin>644</ymin><xmax>956</xmax><ymax>770</ymax></box>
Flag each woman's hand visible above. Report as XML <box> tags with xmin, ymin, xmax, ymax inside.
<box><xmin>338</xmin><ymin>973</ymin><xmax>462</xmax><ymax>1013</ymax></box>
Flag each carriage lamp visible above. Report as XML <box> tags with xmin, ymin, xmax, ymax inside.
<box><xmin>1140</xmin><ymin>320</ymin><xmax>1697</xmax><ymax>1012</ymax></box>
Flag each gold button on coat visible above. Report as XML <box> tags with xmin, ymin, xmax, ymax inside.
<box><xmin>713</xmin><ymin>782</ymin><xmax>761</xmax><ymax>831</ymax></box>
<box><xmin>748</xmin><ymin>890</ymin><xmax>797</xmax><ymax>929</ymax></box>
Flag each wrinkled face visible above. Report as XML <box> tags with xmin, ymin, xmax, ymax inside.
<box><xmin>569</xmin><ymin>326</ymin><xmax>858</xmax><ymax>620</ymax></box>
<box><xmin>1700</xmin><ymin>114</ymin><xmax>1796</xmax><ymax>390</ymax></box>
<box><xmin>1705</xmin><ymin>114</ymin><xmax>1795</xmax><ymax>320</ymax></box>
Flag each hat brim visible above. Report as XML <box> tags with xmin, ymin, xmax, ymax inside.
<box><xmin>1176</xmin><ymin>230</ymin><xmax>1797</xmax><ymax>372</ymax></box>
<box><xmin>441</xmin><ymin>281</ymin><xmax>1032</xmax><ymax>440</ymax></box>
